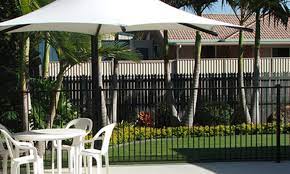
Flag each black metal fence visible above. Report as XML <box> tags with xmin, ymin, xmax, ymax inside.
<box><xmin>27</xmin><ymin>84</ymin><xmax>290</xmax><ymax>164</ymax></box>
<box><xmin>105</xmin><ymin>86</ymin><xmax>290</xmax><ymax>163</ymax></box>
<box><xmin>60</xmin><ymin>73</ymin><xmax>290</xmax><ymax>99</ymax></box>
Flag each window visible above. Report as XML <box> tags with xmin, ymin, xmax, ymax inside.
<box><xmin>272</xmin><ymin>48</ymin><xmax>290</xmax><ymax>57</ymax></box>
<box><xmin>201</xmin><ymin>46</ymin><xmax>215</xmax><ymax>58</ymax></box>
<box><xmin>136</xmin><ymin>48</ymin><xmax>149</xmax><ymax>59</ymax></box>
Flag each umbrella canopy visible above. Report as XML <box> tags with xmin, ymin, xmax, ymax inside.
<box><xmin>0</xmin><ymin>0</ymin><xmax>251</xmax><ymax>35</ymax></box>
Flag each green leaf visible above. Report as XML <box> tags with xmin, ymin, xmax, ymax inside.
<box><xmin>99</xmin><ymin>41</ymin><xmax>142</xmax><ymax>62</ymax></box>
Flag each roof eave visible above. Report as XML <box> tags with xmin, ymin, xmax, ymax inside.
<box><xmin>169</xmin><ymin>39</ymin><xmax>290</xmax><ymax>46</ymax></box>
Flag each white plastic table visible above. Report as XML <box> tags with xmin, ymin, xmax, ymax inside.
<box><xmin>14</xmin><ymin>128</ymin><xmax>86</xmax><ymax>174</ymax></box>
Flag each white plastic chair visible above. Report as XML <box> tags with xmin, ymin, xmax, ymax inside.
<box><xmin>52</xmin><ymin>118</ymin><xmax>93</xmax><ymax>173</ymax></box>
<box><xmin>0</xmin><ymin>141</ymin><xmax>8</xmax><ymax>174</ymax></box>
<box><xmin>0</xmin><ymin>124</ymin><xmax>32</xmax><ymax>174</ymax></box>
<box><xmin>0</xmin><ymin>129</ymin><xmax>41</xmax><ymax>174</ymax></box>
<box><xmin>80</xmin><ymin>123</ymin><xmax>116</xmax><ymax>174</ymax></box>
<box><xmin>0</xmin><ymin>124</ymin><xmax>10</xmax><ymax>174</ymax></box>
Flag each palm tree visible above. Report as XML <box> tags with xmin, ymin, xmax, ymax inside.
<box><xmin>249</xmin><ymin>0</ymin><xmax>289</xmax><ymax>123</ymax></box>
<box><xmin>161</xmin><ymin>1</ymin><xmax>187</xmax><ymax>125</ymax></box>
<box><xmin>32</xmin><ymin>0</ymin><xmax>53</xmax><ymax>79</ymax></box>
<box><xmin>162</xmin><ymin>0</ymin><xmax>218</xmax><ymax>126</ymax></box>
<box><xmin>17</xmin><ymin>0</ymin><xmax>41</xmax><ymax>131</ymax></box>
<box><xmin>100</xmin><ymin>40</ymin><xmax>141</xmax><ymax>123</ymax></box>
<box><xmin>42</xmin><ymin>32</ymin><xmax>51</xmax><ymax>78</ymax></box>
<box><xmin>46</xmin><ymin>32</ymin><xmax>90</xmax><ymax>128</ymax></box>
<box><xmin>130</xmin><ymin>29</ymin><xmax>180</xmax><ymax>124</ymax></box>
<box><xmin>176</xmin><ymin>0</ymin><xmax>219</xmax><ymax>126</ymax></box>
<box><xmin>94</xmin><ymin>35</ymin><xmax>111</xmax><ymax>127</ymax></box>
<box><xmin>15</xmin><ymin>0</ymin><xmax>52</xmax><ymax>131</ymax></box>
<box><xmin>163</xmin><ymin>30</ymin><xmax>180</xmax><ymax>124</ymax></box>
<box><xmin>89</xmin><ymin>34</ymin><xmax>141</xmax><ymax>127</ymax></box>
<box><xmin>222</xmin><ymin>0</ymin><xmax>252</xmax><ymax>123</ymax></box>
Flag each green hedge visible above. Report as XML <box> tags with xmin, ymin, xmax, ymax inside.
<box><xmin>111</xmin><ymin>123</ymin><xmax>290</xmax><ymax>145</ymax></box>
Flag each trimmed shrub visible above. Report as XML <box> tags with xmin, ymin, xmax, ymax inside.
<box><xmin>111</xmin><ymin>123</ymin><xmax>290</xmax><ymax>145</ymax></box>
<box><xmin>267</xmin><ymin>105</ymin><xmax>290</xmax><ymax>123</ymax></box>
<box><xmin>154</xmin><ymin>103</ymin><xmax>180</xmax><ymax>127</ymax></box>
<box><xmin>194</xmin><ymin>102</ymin><xmax>234</xmax><ymax>126</ymax></box>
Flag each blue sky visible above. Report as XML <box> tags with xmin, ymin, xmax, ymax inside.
<box><xmin>201</xmin><ymin>1</ymin><xmax>290</xmax><ymax>14</ymax></box>
<box><xmin>204</xmin><ymin>1</ymin><xmax>233</xmax><ymax>14</ymax></box>
<box><xmin>181</xmin><ymin>1</ymin><xmax>235</xmax><ymax>14</ymax></box>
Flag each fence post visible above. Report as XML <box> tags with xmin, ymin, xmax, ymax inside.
<box><xmin>276</xmin><ymin>84</ymin><xmax>281</xmax><ymax>163</ymax></box>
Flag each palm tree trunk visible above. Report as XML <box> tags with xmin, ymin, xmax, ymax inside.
<box><xmin>42</xmin><ymin>32</ymin><xmax>50</xmax><ymax>79</ymax></box>
<box><xmin>47</xmin><ymin>65</ymin><xmax>66</xmax><ymax>128</ymax></box>
<box><xmin>98</xmin><ymin>50</ymin><xmax>109</xmax><ymax>126</ymax></box>
<box><xmin>183</xmin><ymin>31</ymin><xmax>202</xmax><ymax>126</ymax></box>
<box><xmin>238</xmin><ymin>28</ymin><xmax>251</xmax><ymax>123</ymax></box>
<box><xmin>20</xmin><ymin>34</ymin><xmax>30</xmax><ymax>131</ymax></box>
<box><xmin>97</xmin><ymin>38</ymin><xmax>110</xmax><ymax>126</ymax></box>
<box><xmin>111</xmin><ymin>58</ymin><xmax>118</xmax><ymax>123</ymax></box>
<box><xmin>163</xmin><ymin>30</ymin><xmax>179</xmax><ymax>123</ymax></box>
<box><xmin>251</xmin><ymin>10</ymin><xmax>261</xmax><ymax>124</ymax></box>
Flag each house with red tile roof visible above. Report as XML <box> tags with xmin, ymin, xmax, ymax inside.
<box><xmin>166</xmin><ymin>14</ymin><xmax>290</xmax><ymax>59</ymax></box>
<box><xmin>47</xmin><ymin>14</ymin><xmax>290</xmax><ymax>76</ymax></box>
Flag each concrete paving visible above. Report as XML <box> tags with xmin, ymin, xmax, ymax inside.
<box><xmin>43</xmin><ymin>161</ymin><xmax>290</xmax><ymax>174</ymax></box>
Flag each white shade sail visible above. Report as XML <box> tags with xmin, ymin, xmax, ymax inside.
<box><xmin>0</xmin><ymin>0</ymin><xmax>251</xmax><ymax>35</ymax></box>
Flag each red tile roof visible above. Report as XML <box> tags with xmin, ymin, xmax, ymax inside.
<box><xmin>168</xmin><ymin>14</ymin><xmax>290</xmax><ymax>43</ymax></box>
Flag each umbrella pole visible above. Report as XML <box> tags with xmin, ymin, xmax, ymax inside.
<box><xmin>91</xmin><ymin>25</ymin><xmax>102</xmax><ymax>134</ymax></box>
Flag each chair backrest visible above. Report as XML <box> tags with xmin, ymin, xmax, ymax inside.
<box><xmin>65</xmin><ymin>118</ymin><xmax>93</xmax><ymax>134</ymax></box>
<box><xmin>93</xmin><ymin>123</ymin><xmax>116</xmax><ymax>155</ymax></box>
<box><xmin>0</xmin><ymin>124</ymin><xmax>11</xmax><ymax>151</ymax></box>
<box><xmin>0</xmin><ymin>124</ymin><xmax>10</xmax><ymax>135</ymax></box>
<box><xmin>0</xmin><ymin>129</ymin><xmax>17</xmax><ymax>158</ymax></box>
<box><xmin>66</xmin><ymin>118</ymin><xmax>93</xmax><ymax>145</ymax></box>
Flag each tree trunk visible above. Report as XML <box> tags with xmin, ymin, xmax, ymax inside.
<box><xmin>183</xmin><ymin>31</ymin><xmax>202</xmax><ymax>126</ymax></box>
<box><xmin>47</xmin><ymin>65</ymin><xmax>65</xmax><ymax>128</ymax></box>
<box><xmin>251</xmin><ymin>10</ymin><xmax>261</xmax><ymax>124</ymax></box>
<box><xmin>42</xmin><ymin>32</ymin><xmax>50</xmax><ymax>79</ymax></box>
<box><xmin>96</xmin><ymin>40</ymin><xmax>109</xmax><ymax>126</ymax></box>
<box><xmin>111</xmin><ymin>58</ymin><xmax>118</xmax><ymax>123</ymax></box>
<box><xmin>99</xmin><ymin>53</ymin><xmax>109</xmax><ymax>126</ymax></box>
<box><xmin>20</xmin><ymin>34</ymin><xmax>30</xmax><ymax>131</ymax></box>
<box><xmin>238</xmin><ymin>28</ymin><xmax>251</xmax><ymax>123</ymax></box>
<box><xmin>163</xmin><ymin>30</ymin><xmax>179</xmax><ymax>123</ymax></box>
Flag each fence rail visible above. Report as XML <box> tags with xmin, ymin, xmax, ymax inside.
<box><xmin>48</xmin><ymin>57</ymin><xmax>290</xmax><ymax>77</ymax></box>
<box><xmin>59</xmin><ymin>73</ymin><xmax>290</xmax><ymax>124</ymax></box>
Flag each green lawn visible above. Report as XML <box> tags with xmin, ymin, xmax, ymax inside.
<box><xmin>4</xmin><ymin>134</ymin><xmax>289</xmax><ymax>170</ymax></box>
<box><xmin>109</xmin><ymin>134</ymin><xmax>290</xmax><ymax>162</ymax></box>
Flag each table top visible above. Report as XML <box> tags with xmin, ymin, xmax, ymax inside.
<box><xmin>14</xmin><ymin>128</ymin><xmax>86</xmax><ymax>142</ymax></box>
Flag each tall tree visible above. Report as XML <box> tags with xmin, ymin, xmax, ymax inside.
<box><xmin>97</xmin><ymin>35</ymin><xmax>109</xmax><ymax>127</ymax></box>
<box><xmin>0</xmin><ymin>0</ymin><xmax>22</xmax><ymax>131</ymax></box>
<box><xmin>100</xmin><ymin>39</ymin><xmax>140</xmax><ymax>123</ymax></box>
<box><xmin>162</xmin><ymin>0</ymin><xmax>218</xmax><ymax>126</ymax></box>
<box><xmin>161</xmin><ymin>1</ymin><xmax>187</xmax><ymax>125</ymax></box>
<box><xmin>171</xmin><ymin>0</ymin><xmax>218</xmax><ymax>126</ymax></box>
<box><xmin>35</xmin><ymin>0</ymin><xmax>53</xmax><ymax>78</ymax></box>
<box><xmin>42</xmin><ymin>32</ymin><xmax>50</xmax><ymax>78</ymax></box>
<box><xmin>46</xmin><ymin>32</ymin><xmax>90</xmax><ymax>128</ymax></box>
<box><xmin>23</xmin><ymin>0</ymin><xmax>53</xmax><ymax>79</ymax></box>
<box><xmin>17</xmin><ymin>0</ymin><xmax>41</xmax><ymax>131</ymax></box>
<box><xmin>222</xmin><ymin>0</ymin><xmax>252</xmax><ymax>123</ymax></box>
<box><xmin>249</xmin><ymin>0</ymin><xmax>289</xmax><ymax>123</ymax></box>
<box><xmin>163</xmin><ymin>30</ymin><xmax>180</xmax><ymax>124</ymax></box>
<box><xmin>131</xmin><ymin>29</ymin><xmax>180</xmax><ymax>124</ymax></box>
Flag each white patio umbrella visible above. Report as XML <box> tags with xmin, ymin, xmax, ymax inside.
<box><xmin>0</xmin><ymin>0</ymin><xmax>251</xmax><ymax>35</ymax></box>
<box><xmin>0</xmin><ymin>0</ymin><xmax>252</xmax><ymax>85</ymax></box>
<box><xmin>0</xmin><ymin>0</ymin><xmax>252</xmax><ymax>131</ymax></box>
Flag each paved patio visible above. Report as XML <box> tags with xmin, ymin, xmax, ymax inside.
<box><xmin>44</xmin><ymin>161</ymin><xmax>290</xmax><ymax>174</ymax></box>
